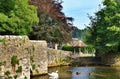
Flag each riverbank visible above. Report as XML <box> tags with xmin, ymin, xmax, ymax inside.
<box><xmin>71</xmin><ymin>56</ymin><xmax>101</xmax><ymax>66</ymax></box>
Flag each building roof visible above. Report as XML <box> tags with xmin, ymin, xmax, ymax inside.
<box><xmin>69</xmin><ymin>38</ymin><xmax>87</xmax><ymax>47</ymax></box>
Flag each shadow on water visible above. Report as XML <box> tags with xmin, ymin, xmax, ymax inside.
<box><xmin>32</xmin><ymin>66</ymin><xmax>120</xmax><ymax>79</ymax></box>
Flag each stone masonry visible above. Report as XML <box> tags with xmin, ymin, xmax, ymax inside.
<box><xmin>0</xmin><ymin>35</ymin><xmax>30</xmax><ymax>79</ymax></box>
<box><xmin>0</xmin><ymin>35</ymin><xmax>72</xmax><ymax>78</ymax></box>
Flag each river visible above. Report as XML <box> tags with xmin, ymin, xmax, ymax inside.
<box><xmin>32</xmin><ymin>66</ymin><xmax>120</xmax><ymax>79</ymax></box>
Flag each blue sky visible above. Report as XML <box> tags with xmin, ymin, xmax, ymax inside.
<box><xmin>62</xmin><ymin>0</ymin><xmax>103</xmax><ymax>29</ymax></box>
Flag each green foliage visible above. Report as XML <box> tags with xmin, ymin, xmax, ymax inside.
<box><xmin>0</xmin><ymin>61</ymin><xmax>6</xmax><ymax>66</ymax></box>
<box><xmin>5</xmin><ymin>70</ymin><xmax>10</xmax><ymax>76</ymax></box>
<box><xmin>85</xmin><ymin>0</ymin><xmax>120</xmax><ymax>54</ymax></box>
<box><xmin>35</xmin><ymin>69</ymin><xmax>39</xmax><ymax>73</ymax></box>
<box><xmin>24</xmin><ymin>76</ymin><xmax>27</xmax><ymax>79</ymax></box>
<box><xmin>29</xmin><ymin>0</ymin><xmax>73</xmax><ymax>43</ymax></box>
<box><xmin>32</xmin><ymin>45</ymin><xmax>35</xmax><ymax>52</ymax></box>
<box><xmin>7</xmin><ymin>76</ymin><xmax>13</xmax><ymax>79</ymax></box>
<box><xmin>29</xmin><ymin>15</ymin><xmax>72</xmax><ymax>43</ymax></box>
<box><xmin>16</xmin><ymin>66</ymin><xmax>22</xmax><ymax>73</ymax></box>
<box><xmin>30</xmin><ymin>56</ymin><xmax>34</xmax><ymax>63</ymax></box>
<box><xmin>0</xmin><ymin>0</ymin><xmax>39</xmax><ymax>35</ymax></box>
<box><xmin>11</xmin><ymin>56</ymin><xmax>19</xmax><ymax>66</ymax></box>
<box><xmin>62</xmin><ymin>45</ymin><xmax>74</xmax><ymax>52</ymax></box>
<box><xmin>32</xmin><ymin>64</ymin><xmax>35</xmax><ymax>70</ymax></box>
<box><xmin>72</xmin><ymin>27</ymin><xmax>87</xmax><ymax>40</ymax></box>
<box><xmin>85</xmin><ymin>46</ymin><xmax>95</xmax><ymax>54</ymax></box>
<box><xmin>11</xmin><ymin>55</ymin><xmax>19</xmax><ymax>72</ymax></box>
<box><xmin>0</xmin><ymin>38</ymin><xmax>5</xmax><ymax>42</ymax></box>
<box><xmin>61</xmin><ymin>44</ymin><xmax>93</xmax><ymax>53</ymax></box>
<box><xmin>14</xmin><ymin>75</ymin><xmax>18</xmax><ymax>79</ymax></box>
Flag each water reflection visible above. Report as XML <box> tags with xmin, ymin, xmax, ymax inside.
<box><xmin>49</xmin><ymin>66</ymin><xmax>72</xmax><ymax>79</ymax></box>
<box><xmin>32</xmin><ymin>66</ymin><xmax>120</xmax><ymax>79</ymax></box>
<box><xmin>71</xmin><ymin>67</ymin><xmax>93</xmax><ymax>79</ymax></box>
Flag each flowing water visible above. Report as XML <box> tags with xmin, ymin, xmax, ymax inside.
<box><xmin>32</xmin><ymin>66</ymin><xmax>120</xmax><ymax>79</ymax></box>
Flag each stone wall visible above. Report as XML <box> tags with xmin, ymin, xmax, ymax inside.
<box><xmin>47</xmin><ymin>48</ymin><xmax>72</xmax><ymax>67</ymax></box>
<box><xmin>101</xmin><ymin>53</ymin><xmax>120</xmax><ymax>66</ymax></box>
<box><xmin>0</xmin><ymin>35</ymin><xmax>72</xmax><ymax>78</ymax></box>
<box><xmin>71</xmin><ymin>57</ymin><xmax>101</xmax><ymax>66</ymax></box>
<box><xmin>0</xmin><ymin>35</ymin><xmax>30</xmax><ymax>79</ymax></box>
<box><xmin>29</xmin><ymin>41</ymin><xmax>72</xmax><ymax>75</ymax></box>
<box><xmin>30</xmin><ymin>40</ymin><xmax>48</xmax><ymax>76</ymax></box>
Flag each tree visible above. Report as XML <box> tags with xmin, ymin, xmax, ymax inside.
<box><xmin>72</xmin><ymin>26</ymin><xmax>87</xmax><ymax>40</ymax></box>
<box><xmin>29</xmin><ymin>0</ymin><xmax>73</xmax><ymax>43</ymax></box>
<box><xmin>85</xmin><ymin>0</ymin><xmax>120</xmax><ymax>54</ymax></box>
<box><xmin>0</xmin><ymin>0</ymin><xmax>39</xmax><ymax>35</ymax></box>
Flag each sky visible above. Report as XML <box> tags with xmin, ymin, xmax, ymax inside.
<box><xmin>62</xmin><ymin>0</ymin><xmax>103</xmax><ymax>29</ymax></box>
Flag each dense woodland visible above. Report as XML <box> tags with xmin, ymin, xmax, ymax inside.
<box><xmin>0</xmin><ymin>0</ymin><xmax>120</xmax><ymax>54</ymax></box>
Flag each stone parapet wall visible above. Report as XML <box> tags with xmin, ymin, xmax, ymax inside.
<box><xmin>0</xmin><ymin>35</ymin><xmax>30</xmax><ymax>79</ymax></box>
<box><xmin>47</xmin><ymin>48</ymin><xmax>72</xmax><ymax>67</ymax></box>
<box><xmin>0</xmin><ymin>35</ymin><xmax>73</xmax><ymax>78</ymax></box>
<box><xmin>71</xmin><ymin>57</ymin><xmax>101</xmax><ymax>66</ymax></box>
<box><xmin>30</xmin><ymin>41</ymin><xmax>48</xmax><ymax>76</ymax></box>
